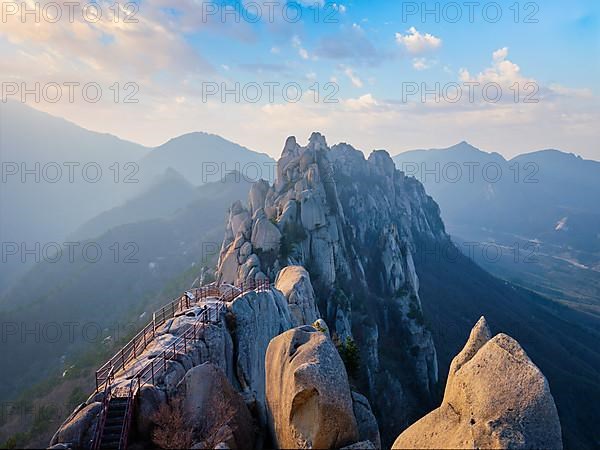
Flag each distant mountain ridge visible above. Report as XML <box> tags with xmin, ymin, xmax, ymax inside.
<box><xmin>140</xmin><ymin>131</ymin><xmax>275</xmax><ymax>186</ymax></box>
<box><xmin>393</xmin><ymin>141</ymin><xmax>600</xmax><ymax>318</ymax></box>
<box><xmin>0</xmin><ymin>102</ymin><xmax>275</xmax><ymax>292</ymax></box>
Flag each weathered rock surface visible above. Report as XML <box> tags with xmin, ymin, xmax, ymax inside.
<box><xmin>352</xmin><ymin>391</ymin><xmax>381</xmax><ymax>449</ymax></box>
<box><xmin>274</xmin><ymin>265</ymin><xmax>320</xmax><ymax>327</ymax></box>
<box><xmin>392</xmin><ymin>318</ymin><xmax>563</xmax><ymax>450</ymax></box>
<box><xmin>176</xmin><ymin>363</ymin><xmax>255</xmax><ymax>449</ymax></box>
<box><xmin>216</xmin><ymin>133</ymin><xmax>444</xmax><ymax>443</ymax></box>
<box><xmin>341</xmin><ymin>441</ymin><xmax>376</xmax><ymax>450</ymax></box>
<box><xmin>265</xmin><ymin>326</ymin><xmax>359</xmax><ymax>449</ymax></box>
<box><xmin>49</xmin><ymin>402</ymin><xmax>101</xmax><ymax>449</ymax></box>
<box><xmin>228</xmin><ymin>289</ymin><xmax>294</xmax><ymax>424</ymax></box>
<box><xmin>136</xmin><ymin>384</ymin><xmax>167</xmax><ymax>439</ymax></box>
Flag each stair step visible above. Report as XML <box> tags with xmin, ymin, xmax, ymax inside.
<box><xmin>105</xmin><ymin>418</ymin><xmax>124</xmax><ymax>425</ymax></box>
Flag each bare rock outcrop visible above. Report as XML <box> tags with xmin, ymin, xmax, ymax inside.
<box><xmin>392</xmin><ymin>317</ymin><xmax>563</xmax><ymax>450</ymax></box>
<box><xmin>265</xmin><ymin>326</ymin><xmax>359</xmax><ymax>449</ymax></box>
<box><xmin>176</xmin><ymin>363</ymin><xmax>255</xmax><ymax>449</ymax></box>
<box><xmin>216</xmin><ymin>133</ymin><xmax>445</xmax><ymax>443</ymax></box>
<box><xmin>228</xmin><ymin>289</ymin><xmax>293</xmax><ymax>418</ymax></box>
<box><xmin>136</xmin><ymin>385</ymin><xmax>166</xmax><ymax>439</ymax></box>
<box><xmin>274</xmin><ymin>265</ymin><xmax>320</xmax><ymax>327</ymax></box>
<box><xmin>49</xmin><ymin>402</ymin><xmax>101</xmax><ymax>449</ymax></box>
<box><xmin>352</xmin><ymin>391</ymin><xmax>382</xmax><ymax>449</ymax></box>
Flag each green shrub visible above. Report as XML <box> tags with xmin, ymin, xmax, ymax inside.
<box><xmin>336</xmin><ymin>337</ymin><xmax>360</xmax><ymax>377</ymax></box>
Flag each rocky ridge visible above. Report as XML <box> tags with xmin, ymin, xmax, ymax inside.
<box><xmin>50</xmin><ymin>266</ymin><xmax>378</xmax><ymax>449</ymax></box>
<box><xmin>50</xmin><ymin>133</ymin><xmax>564</xmax><ymax>450</ymax></box>
<box><xmin>216</xmin><ymin>133</ymin><xmax>444</xmax><ymax>441</ymax></box>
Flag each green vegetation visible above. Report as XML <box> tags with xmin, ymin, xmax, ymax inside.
<box><xmin>407</xmin><ymin>300</ymin><xmax>425</xmax><ymax>326</ymax></box>
<box><xmin>312</xmin><ymin>320</ymin><xmax>327</xmax><ymax>333</ymax></box>
<box><xmin>336</xmin><ymin>337</ymin><xmax>360</xmax><ymax>378</ymax></box>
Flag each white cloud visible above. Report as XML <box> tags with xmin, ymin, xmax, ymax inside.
<box><xmin>332</xmin><ymin>3</ymin><xmax>347</xmax><ymax>14</ymax></box>
<box><xmin>548</xmin><ymin>84</ymin><xmax>593</xmax><ymax>98</ymax></box>
<box><xmin>395</xmin><ymin>27</ymin><xmax>442</xmax><ymax>54</ymax></box>
<box><xmin>292</xmin><ymin>35</ymin><xmax>310</xmax><ymax>60</ymax></box>
<box><xmin>344</xmin><ymin>67</ymin><xmax>364</xmax><ymax>88</ymax></box>
<box><xmin>459</xmin><ymin>47</ymin><xmax>534</xmax><ymax>88</ymax></box>
<box><xmin>345</xmin><ymin>94</ymin><xmax>378</xmax><ymax>110</ymax></box>
<box><xmin>412</xmin><ymin>57</ymin><xmax>435</xmax><ymax>71</ymax></box>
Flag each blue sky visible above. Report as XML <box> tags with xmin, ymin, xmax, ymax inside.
<box><xmin>189</xmin><ymin>0</ymin><xmax>599</xmax><ymax>96</ymax></box>
<box><xmin>1</xmin><ymin>0</ymin><xmax>598</xmax><ymax>158</ymax></box>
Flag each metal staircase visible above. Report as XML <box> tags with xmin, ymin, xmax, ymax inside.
<box><xmin>98</xmin><ymin>396</ymin><xmax>133</xmax><ymax>450</ymax></box>
<box><xmin>90</xmin><ymin>280</ymin><xmax>271</xmax><ymax>450</ymax></box>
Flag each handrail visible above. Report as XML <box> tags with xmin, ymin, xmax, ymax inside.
<box><xmin>116</xmin><ymin>380</ymin><xmax>136</xmax><ymax>450</ymax></box>
<box><xmin>90</xmin><ymin>280</ymin><xmax>269</xmax><ymax>450</ymax></box>
<box><xmin>132</xmin><ymin>303</ymin><xmax>223</xmax><ymax>392</ymax></box>
<box><xmin>91</xmin><ymin>367</ymin><xmax>114</xmax><ymax>450</ymax></box>
<box><xmin>94</xmin><ymin>280</ymin><xmax>270</xmax><ymax>391</ymax></box>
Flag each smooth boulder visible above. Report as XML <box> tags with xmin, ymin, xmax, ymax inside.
<box><xmin>176</xmin><ymin>363</ymin><xmax>255</xmax><ymax>449</ymax></box>
<box><xmin>49</xmin><ymin>402</ymin><xmax>102</xmax><ymax>449</ymax></box>
<box><xmin>266</xmin><ymin>326</ymin><xmax>359</xmax><ymax>449</ymax></box>
<box><xmin>274</xmin><ymin>265</ymin><xmax>320</xmax><ymax>327</ymax></box>
<box><xmin>392</xmin><ymin>317</ymin><xmax>563</xmax><ymax>450</ymax></box>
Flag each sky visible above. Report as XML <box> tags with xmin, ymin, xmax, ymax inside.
<box><xmin>1</xmin><ymin>0</ymin><xmax>599</xmax><ymax>159</ymax></box>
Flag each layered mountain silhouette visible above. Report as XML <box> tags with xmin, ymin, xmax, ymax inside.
<box><xmin>0</xmin><ymin>102</ymin><xmax>274</xmax><ymax>293</ymax></box>
<box><xmin>1</xmin><ymin>116</ymin><xmax>599</xmax><ymax>449</ymax></box>
<box><xmin>0</xmin><ymin>173</ymin><xmax>255</xmax><ymax>402</ymax></box>
<box><xmin>394</xmin><ymin>142</ymin><xmax>600</xmax><ymax>317</ymax></box>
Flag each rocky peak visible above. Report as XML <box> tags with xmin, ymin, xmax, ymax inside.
<box><xmin>216</xmin><ymin>133</ymin><xmax>449</xmax><ymax>444</ymax></box>
<box><xmin>393</xmin><ymin>317</ymin><xmax>563</xmax><ymax>450</ymax></box>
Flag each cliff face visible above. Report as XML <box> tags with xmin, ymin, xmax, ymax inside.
<box><xmin>50</xmin><ymin>133</ymin><xmax>565</xmax><ymax>450</ymax></box>
<box><xmin>393</xmin><ymin>317</ymin><xmax>563</xmax><ymax>450</ymax></box>
<box><xmin>216</xmin><ymin>133</ymin><xmax>448</xmax><ymax>441</ymax></box>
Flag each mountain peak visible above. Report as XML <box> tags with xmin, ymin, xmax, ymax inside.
<box><xmin>447</xmin><ymin>141</ymin><xmax>481</xmax><ymax>152</ymax></box>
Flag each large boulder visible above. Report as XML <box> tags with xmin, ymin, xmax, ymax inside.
<box><xmin>274</xmin><ymin>265</ymin><xmax>320</xmax><ymax>327</ymax></box>
<box><xmin>392</xmin><ymin>317</ymin><xmax>563</xmax><ymax>450</ymax></box>
<box><xmin>251</xmin><ymin>211</ymin><xmax>281</xmax><ymax>253</ymax></box>
<box><xmin>49</xmin><ymin>402</ymin><xmax>102</xmax><ymax>449</ymax></box>
<box><xmin>136</xmin><ymin>385</ymin><xmax>167</xmax><ymax>440</ymax></box>
<box><xmin>352</xmin><ymin>391</ymin><xmax>381</xmax><ymax>449</ymax></box>
<box><xmin>229</xmin><ymin>289</ymin><xmax>293</xmax><ymax>421</ymax></box>
<box><xmin>266</xmin><ymin>326</ymin><xmax>359</xmax><ymax>449</ymax></box>
<box><xmin>249</xmin><ymin>179</ymin><xmax>270</xmax><ymax>216</ymax></box>
<box><xmin>176</xmin><ymin>363</ymin><xmax>255</xmax><ymax>449</ymax></box>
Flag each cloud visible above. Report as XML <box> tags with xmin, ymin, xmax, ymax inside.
<box><xmin>315</xmin><ymin>23</ymin><xmax>386</xmax><ymax>65</ymax></box>
<box><xmin>332</xmin><ymin>3</ymin><xmax>347</xmax><ymax>14</ymax></box>
<box><xmin>395</xmin><ymin>27</ymin><xmax>442</xmax><ymax>54</ymax></box>
<box><xmin>412</xmin><ymin>57</ymin><xmax>435</xmax><ymax>71</ymax></box>
<box><xmin>344</xmin><ymin>67</ymin><xmax>364</xmax><ymax>88</ymax></box>
<box><xmin>292</xmin><ymin>35</ymin><xmax>310</xmax><ymax>60</ymax></box>
<box><xmin>458</xmin><ymin>47</ymin><xmax>534</xmax><ymax>90</ymax></box>
<box><xmin>345</xmin><ymin>93</ymin><xmax>378</xmax><ymax>110</ymax></box>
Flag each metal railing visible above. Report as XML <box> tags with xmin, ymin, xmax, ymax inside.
<box><xmin>91</xmin><ymin>367</ymin><xmax>114</xmax><ymax>450</ymax></box>
<box><xmin>94</xmin><ymin>280</ymin><xmax>270</xmax><ymax>391</ymax></box>
<box><xmin>132</xmin><ymin>304</ymin><xmax>222</xmax><ymax>392</ymax></box>
<box><xmin>90</xmin><ymin>280</ymin><xmax>270</xmax><ymax>450</ymax></box>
